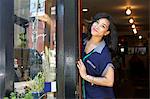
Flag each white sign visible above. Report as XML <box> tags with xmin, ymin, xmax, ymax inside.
<box><xmin>30</xmin><ymin>0</ymin><xmax>45</xmax><ymax>17</ymax></box>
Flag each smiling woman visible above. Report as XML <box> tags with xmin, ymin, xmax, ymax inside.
<box><xmin>77</xmin><ymin>13</ymin><xmax>118</xmax><ymax>99</ymax></box>
<box><xmin>87</xmin><ymin>13</ymin><xmax>118</xmax><ymax>51</ymax></box>
<box><xmin>91</xmin><ymin>18</ymin><xmax>110</xmax><ymax>37</ymax></box>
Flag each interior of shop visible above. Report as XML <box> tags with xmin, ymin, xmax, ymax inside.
<box><xmin>82</xmin><ymin>0</ymin><xmax>149</xmax><ymax>98</ymax></box>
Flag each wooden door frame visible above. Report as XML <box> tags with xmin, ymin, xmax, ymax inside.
<box><xmin>56</xmin><ymin>0</ymin><xmax>81</xmax><ymax>98</ymax></box>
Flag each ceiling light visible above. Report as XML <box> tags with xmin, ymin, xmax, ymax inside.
<box><xmin>129</xmin><ymin>18</ymin><xmax>134</xmax><ymax>24</ymax></box>
<box><xmin>139</xmin><ymin>35</ymin><xmax>142</xmax><ymax>39</ymax></box>
<box><xmin>82</xmin><ymin>8</ymin><xmax>88</xmax><ymax>12</ymax></box>
<box><xmin>131</xmin><ymin>24</ymin><xmax>135</xmax><ymax>28</ymax></box>
<box><xmin>133</xmin><ymin>28</ymin><xmax>137</xmax><ymax>34</ymax></box>
<box><xmin>120</xmin><ymin>48</ymin><xmax>124</xmax><ymax>52</ymax></box>
<box><xmin>118</xmin><ymin>43</ymin><xmax>121</xmax><ymax>46</ymax></box>
<box><xmin>125</xmin><ymin>7</ymin><xmax>132</xmax><ymax>15</ymax></box>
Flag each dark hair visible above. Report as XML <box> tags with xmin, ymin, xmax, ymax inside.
<box><xmin>87</xmin><ymin>13</ymin><xmax>118</xmax><ymax>52</ymax></box>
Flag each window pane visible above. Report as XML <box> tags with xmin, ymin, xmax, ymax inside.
<box><xmin>14</xmin><ymin>0</ymin><xmax>56</xmax><ymax>98</ymax></box>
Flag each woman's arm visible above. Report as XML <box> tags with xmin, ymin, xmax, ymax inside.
<box><xmin>77</xmin><ymin>59</ymin><xmax>114</xmax><ymax>87</ymax></box>
<box><xmin>85</xmin><ymin>65</ymin><xmax>114</xmax><ymax>87</ymax></box>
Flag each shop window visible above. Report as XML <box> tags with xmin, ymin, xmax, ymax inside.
<box><xmin>13</xmin><ymin>0</ymin><xmax>56</xmax><ymax>98</ymax></box>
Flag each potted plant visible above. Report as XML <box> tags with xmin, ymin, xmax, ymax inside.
<box><xmin>31</xmin><ymin>71</ymin><xmax>45</xmax><ymax>98</ymax></box>
<box><xmin>7</xmin><ymin>71</ymin><xmax>45</xmax><ymax>99</ymax></box>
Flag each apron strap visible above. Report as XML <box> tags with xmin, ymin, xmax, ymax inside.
<box><xmin>82</xmin><ymin>50</ymin><xmax>94</xmax><ymax>99</ymax></box>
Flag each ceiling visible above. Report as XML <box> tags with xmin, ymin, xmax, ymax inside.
<box><xmin>82</xmin><ymin>0</ymin><xmax>149</xmax><ymax>37</ymax></box>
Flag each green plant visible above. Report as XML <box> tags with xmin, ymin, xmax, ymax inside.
<box><xmin>19</xmin><ymin>32</ymin><xmax>27</xmax><ymax>48</ymax></box>
<box><xmin>31</xmin><ymin>71</ymin><xmax>45</xmax><ymax>92</ymax></box>
<box><xmin>10</xmin><ymin>92</ymin><xmax>17</xmax><ymax>99</ymax></box>
<box><xmin>24</xmin><ymin>92</ymin><xmax>33</xmax><ymax>99</ymax></box>
<box><xmin>8</xmin><ymin>71</ymin><xmax>45</xmax><ymax>99</ymax></box>
<box><xmin>9</xmin><ymin>87</ymin><xmax>33</xmax><ymax>99</ymax></box>
<box><xmin>4</xmin><ymin>97</ymin><xmax>9</xmax><ymax>99</ymax></box>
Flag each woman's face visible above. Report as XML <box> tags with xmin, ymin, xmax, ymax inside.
<box><xmin>91</xmin><ymin>18</ymin><xmax>110</xmax><ymax>37</ymax></box>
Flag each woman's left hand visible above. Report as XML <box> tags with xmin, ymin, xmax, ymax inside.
<box><xmin>77</xmin><ymin>59</ymin><xmax>87</xmax><ymax>79</ymax></box>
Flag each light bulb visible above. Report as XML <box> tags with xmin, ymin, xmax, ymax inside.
<box><xmin>82</xmin><ymin>8</ymin><xmax>88</xmax><ymax>12</ymax></box>
<box><xmin>129</xmin><ymin>18</ymin><xmax>134</xmax><ymax>24</ymax></box>
<box><xmin>120</xmin><ymin>48</ymin><xmax>124</xmax><ymax>52</ymax></box>
<box><xmin>126</xmin><ymin>7</ymin><xmax>132</xmax><ymax>15</ymax></box>
<box><xmin>131</xmin><ymin>24</ymin><xmax>135</xmax><ymax>28</ymax></box>
<box><xmin>133</xmin><ymin>28</ymin><xmax>137</xmax><ymax>34</ymax></box>
<box><xmin>139</xmin><ymin>35</ymin><xmax>142</xmax><ymax>39</ymax></box>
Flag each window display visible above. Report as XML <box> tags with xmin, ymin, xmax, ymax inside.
<box><xmin>13</xmin><ymin>0</ymin><xmax>56</xmax><ymax>98</ymax></box>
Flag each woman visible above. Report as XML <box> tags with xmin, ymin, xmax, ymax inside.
<box><xmin>77</xmin><ymin>13</ymin><xmax>117</xmax><ymax>99</ymax></box>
